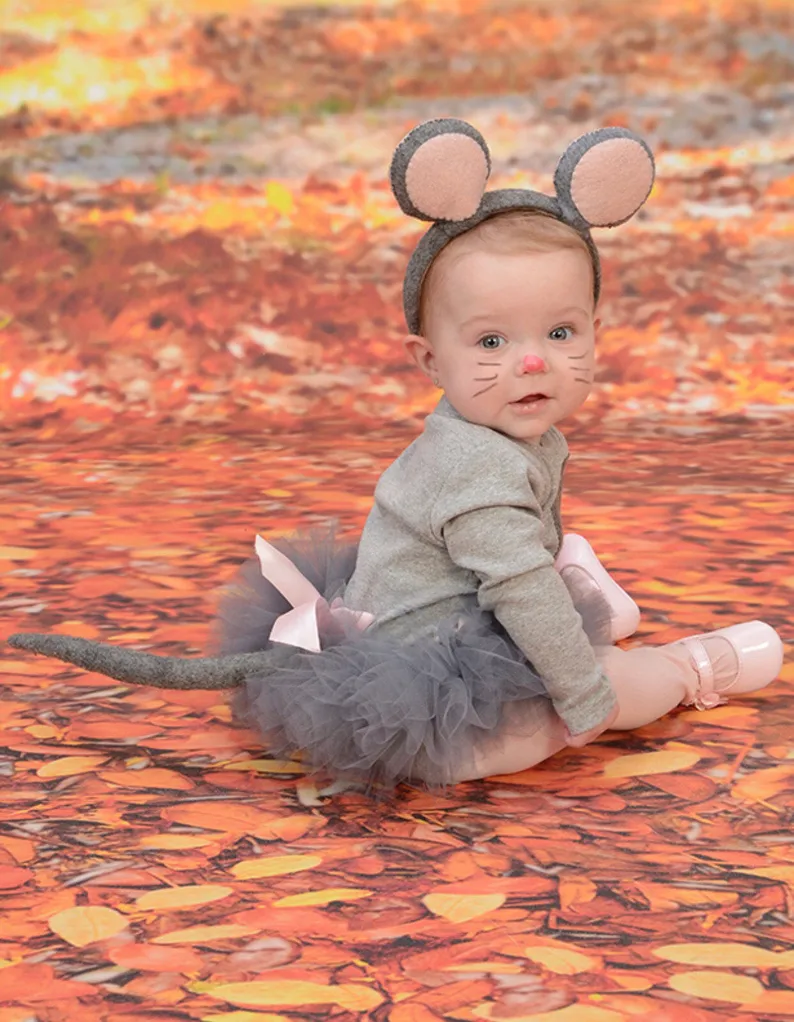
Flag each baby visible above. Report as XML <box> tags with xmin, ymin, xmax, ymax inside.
<box><xmin>8</xmin><ymin>118</ymin><xmax>785</xmax><ymax>789</ymax></box>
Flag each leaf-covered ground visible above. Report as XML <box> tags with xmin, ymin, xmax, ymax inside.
<box><xmin>1</xmin><ymin>0</ymin><xmax>793</xmax><ymax>1019</ymax></box>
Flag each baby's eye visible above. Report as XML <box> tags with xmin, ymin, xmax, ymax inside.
<box><xmin>549</xmin><ymin>326</ymin><xmax>574</xmax><ymax>342</ymax></box>
<box><xmin>478</xmin><ymin>334</ymin><xmax>506</xmax><ymax>350</ymax></box>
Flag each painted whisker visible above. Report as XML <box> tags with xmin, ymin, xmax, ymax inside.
<box><xmin>472</xmin><ymin>382</ymin><xmax>498</xmax><ymax>397</ymax></box>
<box><xmin>474</xmin><ymin>375</ymin><xmax>498</xmax><ymax>382</ymax></box>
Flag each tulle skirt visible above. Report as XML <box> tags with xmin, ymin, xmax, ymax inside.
<box><xmin>212</xmin><ymin>528</ymin><xmax>611</xmax><ymax>787</ymax></box>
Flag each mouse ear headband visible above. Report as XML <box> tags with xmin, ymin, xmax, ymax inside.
<box><xmin>390</xmin><ymin>118</ymin><xmax>655</xmax><ymax>334</ymax></box>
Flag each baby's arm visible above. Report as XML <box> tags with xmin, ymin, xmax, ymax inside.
<box><xmin>442</xmin><ymin>503</ymin><xmax>617</xmax><ymax>738</ymax></box>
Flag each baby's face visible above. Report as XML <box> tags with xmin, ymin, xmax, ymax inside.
<box><xmin>423</xmin><ymin>246</ymin><xmax>597</xmax><ymax>442</ymax></box>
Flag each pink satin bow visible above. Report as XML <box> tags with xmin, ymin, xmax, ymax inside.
<box><xmin>255</xmin><ymin>535</ymin><xmax>373</xmax><ymax>652</ymax></box>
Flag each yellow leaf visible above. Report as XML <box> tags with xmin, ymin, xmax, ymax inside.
<box><xmin>668</xmin><ymin>970</ymin><xmax>764</xmax><ymax>1004</ymax></box>
<box><xmin>422</xmin><ymin>892</ymin><xmax>505</xmax><ymax>923</ymax></box>
<box><xmin>739</xmin><ymin>865</ymin><xmax>794</xmax><ymax>883</ymax></box>
<box><xmin>265</xmin><ymin>182</ymin><xmax>295</xmax><ymax>217</ymax></box>
<box><xmin>0</xmin><ymin>546</ymin><xmax>36</xmax><ymax>560</ymax></box>
<box><xmin>654</xmin><ymin>942</ymin><xmax>782</xmax><ymax>968</ymax></box>
<box><xmin>230</xmin><ymin>855</ymin><xmax>322</xmax><ymax>879</ymax></box>
<box><xmin>474</xmin><ymin>1004</ymin><xmax>623</xmax><ymax>1022</ymax></box>
<box><xmin>202</xmin><ymin>1014</ymin><xmax>292</xmax><ymax>1022</ymax></box>
<box><xmin>524</xmin><ymin>946</ymin><xmax>599</xmax><ymax>975</ymax></box>
<box><xmin>136</xmin><ymin>885</ymin><xmax>234</xmax><ymax>911</ymax></box>
<box><xmin>443</xmin><ymin>962</ymin><xmax>523</xmax><ymax>974</ymax></box>
<box><xmin>139</xmin><ymin>834</ymin><xmax>215</xmax><ymax>850</ymax></box>
<box><xmin>37</xmin><ymin>756</ymin><xmax>107</xmax><ymax>778</ymax></box>
<box><xmin>26</xmin><ymin>725</ymin><xmax>58</xmax><ymax>739</ymax></box>
<box><xmin>603</xmin><ymin>746</ymin><xmax>701</xmax><ymax>778</ymax></box>
<box><xmin>224</xmin><ymin>760</ymin><xmax>311</xmax><ymax>774</ymax></box>
<box><xmin>152</xmin><ymin>924</ymin><xmax>261</xmax><ymax>945</ymax></box>
<box><xmin>732</xmin><ymin>765</ymin><xmax>794</xmax><ymax>802</ymax></box>
<box><xmin>202</xmin><ymin>980</ymin><xmax>384</xmax><ymax>1011</ymax></box>
<box><xmin>273</xmin><ymin>888</ymin><xmax>372</xmax><ymax>908</ymax></box>
<box><xmin>49</xmin><ymin>906</ymin><xmax>129</xmax><ymax>947</ymax></box>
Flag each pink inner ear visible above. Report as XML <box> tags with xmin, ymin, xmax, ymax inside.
<box><xmin>570</xmin><ymin>138</ymin><xmax>654</xmax><ymax>227</ymax></box>
<box><xmin>404</xmin><ymin>133</ymin><xmax>488</xmax><ymax>221</ymax></box>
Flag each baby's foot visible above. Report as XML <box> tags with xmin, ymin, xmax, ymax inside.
<box><xmin>672</xmin><ymin>621</ymin><xmax>783</xmax><ymax>710</ymax></box>
<box><xmin>555</xmin><ymin>534</ymin><xmax>640</xmax><ymax>643</ymax></box>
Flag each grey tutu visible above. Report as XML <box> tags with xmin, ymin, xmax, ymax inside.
<box><xmin>212</xmin><ymin>528</ymin><xmax>612</xmax><ymax>787</ymax></box>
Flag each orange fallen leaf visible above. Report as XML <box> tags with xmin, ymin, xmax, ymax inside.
<box><xmin>0</xmin><ymin>867</ymin><xmax>33</xmax><ymax>889</ymax></box>
<box><xmin>0</xmin><ymin>836</ymin><xmax>35</xmax><ymax>863</ymax></box>
<box><xmin>749</xmin><ymin>990</ymin><xmax>794</xmax><ymax>1014</ymax></box>
<box><xmin>558</xmin><ymin>877</ymin><xmax>598</xmax><ymax>911</ymax></box>
<box><xmin>389</xmin><ymin>1006</ymin><xmax>445</xmax><ymax>1022</ymax></box>
<box><xmin>161</xmin><ymin>803</ymin><xmax>279</xmax><ymax>835</ymax></box>
<box><xmin>201</xmin><ymin>1013</ymin><xmax>293</xmax><ymax>1022</ymax></box>
<box><xmin>0</xmin><ymin>963</ymin><xmax>95</xmax><ymax>1002</ymax></box>
<box><xmin>152</xmin><ymin>924</ymin><xmax>261</xmax><ymax>945</ymax></box>
<box><xmin>36</xmin><ymin>756</ymin><xmax>108</xmax><ymax>779</ymax></box>
<box><xmin>636</xmin><ymin>883</ymin><xmax>738</xmax><ymax>912</ymax></box>
<box><xmin>99</xmin><ymin>767</ymin><xmax>194</xmax><ymax>790</ymax></box>
<box><xmin>109</xmin><ymin>942</ymin><xmax>204</xmax><ymax>973</ymax></box>
<box><xmin>473</xmin><ymin>1005</ymin><xmax>622</xmax><ymax>1022</ymax></box>
<box><xmin>199</xmin><ymin>979</ymin><xmax>383</xmax><ymax>1011</ymax></box>
<box><xmin>273</xmin><ymin>888</ymin><xmax>372</xmax><ymax>908</ymax></box>
<box><xmin>51</xmin><ymin>620</ymin><xmax>102</xmax><ymax>639</ymax></box>
<box><xmin>0</xmin><ymin>660</ymin><xmax>62</xmax><ymax>676</ymax></box>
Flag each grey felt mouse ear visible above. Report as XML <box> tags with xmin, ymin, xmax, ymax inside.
<box><xmin>390</xmin><ymin>118</ymin><xmax>491</xmax><ymax>223</ymax></box>
<box><xmin>554</xmin><ymin>127</ymin><xmax>655</xmax><ymax>229</ymax></box>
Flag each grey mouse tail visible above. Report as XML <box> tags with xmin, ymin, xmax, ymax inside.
<box><xmin>6</xmin><ymin>633</ymin><xmax>284</xmax><ymax>690</ymax></box>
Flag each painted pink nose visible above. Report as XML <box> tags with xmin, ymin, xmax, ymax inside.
<box><xmin>521</xmin><ymin>354</ymin><xmax>546</xmax><ymax>374</ymax></box>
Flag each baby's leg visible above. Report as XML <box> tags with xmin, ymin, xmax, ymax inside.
<box><xmin>456</xmin><ymin>697</ymin><xmax>567</xmax><ymax>782</ymax></box>
<box><xmin>594</xmin><ymin>642</ymin><xmax>691</xmax><ymax>729</ymax></box>
<box><xmin>456</xmin><ymin>643</ymin><xmax>700</xmax><ymax>782</ymax></box>
<box><xmin>455</xmin><ymin>628</ymin><xmax>778</xmax><ymax>782</ymax></box>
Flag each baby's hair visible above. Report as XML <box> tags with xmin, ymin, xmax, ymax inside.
<box><xmin>418</xmin><ymin>210</ymin><xmax>596</xmax><ymax>336</ymax></box>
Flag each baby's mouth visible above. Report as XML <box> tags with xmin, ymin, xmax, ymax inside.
<box><xmin>513</xmin><ymin>393</ymin><xmax>548</xmax><ymax>404</ymax></box>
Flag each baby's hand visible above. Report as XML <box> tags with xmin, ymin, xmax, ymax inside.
<box><xmin>563</xmin><ymin>703</ymin><xmax>619</xmax><ymax>748</ymax></box>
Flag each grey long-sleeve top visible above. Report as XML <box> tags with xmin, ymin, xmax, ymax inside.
<box><xmin>343</xmin><ymin>397</ymin><xmax>616</xmax><ymax>736</ymax></box>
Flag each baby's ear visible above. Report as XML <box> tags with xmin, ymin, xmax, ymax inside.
<box><xmin>404</xmin><ymin>334</ymin><xmax>436</xmax><ymax>378</ymax></box>
<box><xmin>390</xmin><ymin>118</ymin><xmax>491</xmax><ymax>223</ymax></box>
<box><xmin>554</xmin><ymin>128</ymin><xmax>655</xmax><ymax>229</ymax></box>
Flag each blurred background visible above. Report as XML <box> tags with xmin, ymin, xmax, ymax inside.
<box><xmin>1</xmin><ymin>0</ymin><xmax>792</xmax><ymax>437</ymax></box>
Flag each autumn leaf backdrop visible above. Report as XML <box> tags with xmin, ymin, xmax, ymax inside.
<box><xmin>0</xmin><ymin>1</ymin><xmax>793</xmax><ymax>1020</ymax></box>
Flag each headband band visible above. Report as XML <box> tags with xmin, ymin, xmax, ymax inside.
<box><xmin>390</xmin><ymin>118</ymin><xmax>656</xmax><ymax>334</ymax></box>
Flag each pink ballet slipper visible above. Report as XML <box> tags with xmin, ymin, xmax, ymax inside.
<box><xmin>675</xmin><ymin>620</ymin><xmax>784</xmax><ymax>711</ymax></box>
<box><xmin>555</xmin><ymin>533</ymin><xmax>641</xmax><ymax>643</ymax></box>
